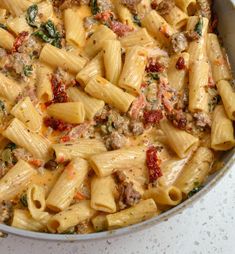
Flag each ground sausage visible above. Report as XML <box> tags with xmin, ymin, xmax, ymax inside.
<box><xmin>105</xmin><ymin>131</ymin><xmax>126</xmax><ymax>150</ymax></box>
<box><xmin>171</xmin><ymin>32</ymin><xmax>188</xmax><ymax>53</ymax></box>
<box><xmin>0</xmin><ymin>201</ymin><xmax>13</xmax><ymax>224</ymax></box>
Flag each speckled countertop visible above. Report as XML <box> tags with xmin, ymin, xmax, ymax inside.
<box><xmin>0</xmin><ymin>166</ymin><xmax>234</xmax><ymax>254</ymax></box>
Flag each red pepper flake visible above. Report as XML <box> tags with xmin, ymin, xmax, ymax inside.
<box><xmin>12</xmin><ymin>31</ymin><xmax>29</xmax><ymax>53</ymax></box>
<box><xmin>175</xmin><ymin>57</ymin><xmax>186</xmax><ymax>70</ymax></box>
<box><xmin>146</xmin><ymin>59</ymin><xmax>165</xmax><ymax>73</ymax></box>
<box><xmin>144</xmin><ymin>110</ymin><xmax>163</xmax><ymax>124</ymax></box>
<box><xmin>45</xmin><ymin>75</ymin><xmax>68</xmax><ymax>106</ymax></box>
<box><xmin>44</xmin><ymin>117</ymin><xmax>74</xmax><ymax>131</ymax></box>
<box><xmin>146</xmin><ymin>146</ymin><xmax>162</xmax><ymax>183</ymax></box>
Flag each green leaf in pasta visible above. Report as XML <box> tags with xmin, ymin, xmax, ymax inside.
<box><xmin>194</xmin><ymin>18</ymin><xmax>203</xmax><ymax>37</ymax></box>
<box><xmin>187</xmin><ymin>182</ymin><xmax>203</xmax><ymax>198</ymax></box>
<box><xmin>0</xmin><ymin>23</ymin><xmax>7</xmax><ymax>30</ymax></box>
<box><xmin>133</xmin><ymin>15</ymin><xmax>141</xmax><ymax>27</ymax></box>
<box><xmin>90</xmin><ymin>0</ymin><xmax>100</xmax><ymax>15</ymax></box>
<box><xmin>33</xmin><ymin>20</ymin><xmax>62</xmax><ymax>48</ymax></box>
<box><xmin>23</xmin><ymin>65</ymin><xmax>33</xmax><ymax>77</ymax></box>
<box><xmin>148</xmin><ymin>72</ymin><xmax>160</xmax><ymax>81</ymax></box>
<box><xmin>19</xmin><ymin>193</ymin><xmax>28</xmax><ymax>207</ymax></box>
<box><xmin>26</xmin><ymin>4</ymin><xmax>39</xmax><ymax>28</ymax></box>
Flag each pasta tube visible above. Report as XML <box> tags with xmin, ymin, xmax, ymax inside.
<box><xmin>36</xmin><ymin>64</ymin><xmax>53</xmax><ymax>102</ymax></box>
<box><xmin>39</xmin><ymin>44</ymin><xmax>87</xmax><ymax>74</ymax></box>
<box><xmin>67</xmin><ymin>87</ymin><xmax>104</xmax><ymax>120</ymax></box>
<box><xmin>91</xmin><ymin>176</ymin><xmax>117</xmax><ymax>213</ymax></box>
<box><xmin>187</xmin><ymin>16</ymin><xmax>209</xmax><ymax>63</ymax></box>
<box><xmin>12</xmin><ymin>210</ymin><xmax>45</xmax><ymax>232</ymax></box>
<box><xmin>7</xmin><ymin>15</ymin><xmax>32</xmax><ymax>35</ymax></box>
<box><xmin>84</xmin><ymin>25</ymin><xmax>117</xmax><ymax>58</ymax></box>
<box><xmin>217</xmin><ymin>80</ymin><xmax>235</xmax><ymax>120</ymax></box>
<box><xmin>175</xmin><ymin>147</ymin><xmax>214</xmax><ymax>195</ymax></box>
<box><xmin>120</xmin><ymin>28</ymin><xmax>154</xmax><ymax>48</ymax></box>
<box><xmin>106</xmin><ymin>199</ymin><xmax>157</xmax><ymax>229</ymax></box>
<box><xmin>103</xmin><ymin>40</ymin><xmax>122</xmax><ymax>85</ymax></box>
<box><xmin>188</xmin><ymin>60</ymin><xmax>209</xmax><ymax>112</ymax></box>
<box><xmin>207</xmin><ymin>33</ymin><xmax>232</xmax><ymax>82</ymax></box>
<box><xmin>89</xmin><ymin>146</ymin><xmax>146</xmax><ymax>177</ymax></box>
<box><xmin>27</xmin><ymin>184</ymin><xmax>51</xmax><ymax>224</ymax></box>
<box><xmin>211</xmin><ymin>105</ymin><xmax>235</xmax><ymax>151</ymax></box>
<box><xmin>160</xmin><ymin>119</ymin><xmax>199</xmax><ymax>158</ymax></box>
<box><xmin>0</xmin><ymin>0</ymin><xmax>31</xmax><ymax>16</ymax></box>
<box><xmin>2</xmin><ymin>118</ymin><xmax>51</xmax><ymax>160</ymax></box>
<box><xmin>47</xmin><ymin>200</ymin><xmax>96</xmax><ymax>233</ymax></box>
<box><xmin>0</xmin><ymin>73</ymin><xmax>21</xmax><ymax>102</ymax></box>
<box><xmin>47</xmin><ymin>102</ymin><xmax>85</xmax><ymax>124</ymax></box>
<box><xmin>168</xmin><ymin>52</ymin><xmax>190</xmax><ymax>91</ymax></box>
<box><xmin>85</xmin><ymin>76</ymin><xmax>135</xmax><ymax>113</ymax></box>
<box><xmin>143</xmin><ymin>185</ymin><xmax>182</xmax><ymax>206</ymax></box>
<box><xmin>46</xmin><ymin>158</ymin><xmax>89</xmax><ymax>212</ymax></box>
<box><xmin>76</xmin><ymin>52</ymin><xmax>104</xmax><ymax>87</ymax></box>
<box><xmin>175</xmin><ymin>0</ymin><xmax>197</xmax><ymax>15</ymax></box>
<box><xmin>0</xmin><ymin>160</ymin><xmax>36</xmax><ymax>201</ymax></box>
<box><xmin>52</xmin><ymin>139</ymin><xmax>107</xmax><ymax>162</ymax></box>
<box><xmin>10</xmin><ymin>96</ymin><xmax>42</xmax><ymax>132</ymax></box>
<box><xmin>92</xmin><ymin>215</ymin><xmax>107</xmax><ymax>232</ymax></box>
<box><xmin>142</xmin><ymin>10</ymin><xmax>174</xmax><ymax>46</ymax></box>
<box><xmin>64</xmin><ymin>8</ymin><xmax>85</xmax><ymax>47</ymax></box>
<box><xmin>162</xmin><ymin>6</ymin><xmax>188</xmax><ymax>30</ymax></box>
<box><xmin>118</xmin><ymin>46</ymin><xmax>147</xmax><ymax>95</ymax></box>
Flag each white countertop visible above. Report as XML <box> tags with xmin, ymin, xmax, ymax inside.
<box><xmin>0</xmin><ymin>166</ymin><xmax>234</xmax><ymax>254</ymax></box>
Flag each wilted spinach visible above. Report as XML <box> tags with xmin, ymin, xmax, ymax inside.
<box><xmin>90</xmin><ymin>0</ymin><xmax>100</xmax><ymax>15</ymax></box>
<box><xmin>33</xmin><ymin>20</ymin><xmax>62</xmax><ymax>48</ymax></box>
<box><xmin>26</xmin><ymin>5</ymin><xmax>38</xmax><ymax>28</ymax></box>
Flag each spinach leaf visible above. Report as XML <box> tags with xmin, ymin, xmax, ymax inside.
<box><xmin>23</xmin><ymin>65</ymin><xmax>33</xmax><ymax>77</ymax></box>
<box><xmin>0</xmin><ymin>23</ymin><xmax>7</xmax><ymax>30</ymax></box>
<box><xmin>188</xmin><ymin>182</ymin><xmax>203</xmax><ymax>198</ymax></box>
<box><xmin>26</xmin><ymin>5</ymin><xmax>38</xmax><ymax>28</ymax></box>
<box><xmin>148</xmin><ymin>72</ymin><xmax>159</xmax><ymax>81</ymax></box>
<box><xmin>194</xmin><ymin>18</ymin><xmax>203</xmax><ymax>36</ymax></box>
<box><xmin>0</xmin><ymin>100</ymin><xmax>6</xmax><ymax>113</ymax></box>
<box><xmin>90</xmin><ymin>0</ymin><xmax>100</xmax><ymax>15</ymax></box>
<box><xmin>20</xmin><ymin>193</ymin><xmax>28</xmax><ymax>207</ymax></box>
<box><xmin>5</xmin><ymin>143</ymin><xmax>16</xmax><ymax>151</ymax></box>
<box><xmin>33</xmin><ymin>20</ymin><xmax>62</xmax><ymax>48</ymax></box>
<box><xmin>133</xmin><ymin>15</ymin><xmax>141</xmax><ymax>27</ymax></box>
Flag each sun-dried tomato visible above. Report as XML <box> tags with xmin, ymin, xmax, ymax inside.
<box><xmin>146</xmin><ymin>59</ymin><xmax>165</xmax><ymax>73</ymax></box>
<box><xmin>146</xmin><ymin>146</ymin><xmax>162</xmax><ymax>183</ymax></box>
<box><xmin>12</xmin><ymin>31</ymin><xmax>29</xmax><ymax>53</ymax></box>
<box><xmin>144</xmin><ymin>110</ymin><xmax>163</xmax><ymax>124</ymax></box>
<box><xmin>45</xmin><ymin>75</ymin><xmax>68</xmax><ymax>106</ymax></box>
<box><xmin>44</xmin><ymin>117</ymin><xmax>74</xmax><ymax>131</ymax></box>
<box><xmin>175</xmin><ymin>56</ymin><xmax>186</xmax><ymax>70</ymax></box>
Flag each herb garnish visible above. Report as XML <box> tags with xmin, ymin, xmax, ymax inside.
<box><xmin>20</xmin><ymin>193</ymin><xmax>28</xmax><ymax>207</ymax></box>
<box><xmin>0</xmin><ymin>23</ymin><xmax>7</xmax><ymax>30</ymax></box>
<box><xmin>33</xmin><ymin>20</ymin><xmax>62</xmax><ymax>48</ymax></box>
<box><xmin>0</xmin><ymin>100</ymin><xmax>6</xmax><ymax>113</ymax></box>
<box><xmin>90</xmin><ymin>0</ymin><xmax>100</xmax><ymax>15</ymax></box>
<box><xmin>148</xmin><ymin>72</ymin><xmax>159</xmax><ymax>81</ymax></box>
<box><xmin>133</xmin><ymin>15</ymin><xmax>141</xmax><ymax>27</ymax></box>
<box><xmin>23</xmin><ymin>65</ymin><xmax>33</xmax><ymax>77</ymax></box>
<box><xmin>188</xmin><ymin>182</ymin><xmax>203</xmax><ymax>198</ymax></box>
<box><xmin>26</xmin><ymin>5</ymin><xmax>38</xmax><ymax>28</ymax></box>
<box><xmin>194</xmin><ymin>18</ymin><xmax>203</xmax><ymax>37</ymax></box>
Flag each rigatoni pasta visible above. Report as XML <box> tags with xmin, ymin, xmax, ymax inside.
<box><xmin>0</xmin><ymin>0</ymin><xmax>233</xmax><ymax>235</ymax></box>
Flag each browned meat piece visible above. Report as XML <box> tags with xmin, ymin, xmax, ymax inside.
<box><xmin>155</xmin><ymin>0</ymin><xmax>175</xmax><ymax>16</ymax></box>
<box><xmin>171</xmin><ymin>32</ymin><xmax>188</xmax><ymax>53</ymax></box>
<box><xmin>118</xmin><ymin>181</ymin><xmax>141</xmax><ymax>209</ymax></box>
<box><xmin>197</xmin><ymin>0</ymin><xmax>212</xmax><ymax>20</ymax></box>
<box><xmin>44</xmin><ymin>160</ymin><xmax>58</xmax><ymax>170</ymax></box>
<box><xmin>129</xmin><ymin>121</ymin><xmax>144</xmax><ymax>136</ymax></box>
<box><xmin>193</xmin><ymin>112</ymin><xmax>212</xmax><ymax>128</ymax></box>
<box><xmin>0</xmin><ymin>201</ymin><xmax>13</xmax><ymax>224</ymax></box>
<box><xmin>52</xmin><ymin>0</ymin><xmax>85</xmax><ymax>9</ymax></box>
<box><xmin>185</xmin><ymin>30</ymin><xmax>200</xmax><ymax>41</ymax></box>
<box><xmin>120</xmin><ymin>0</ymin><xmax>142</xmax><ymax>13</ymax></box>
<box><xmin>105</xmin><ymin>131</ymin><xmax>126</xmax><ymax>150</ymax></box>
